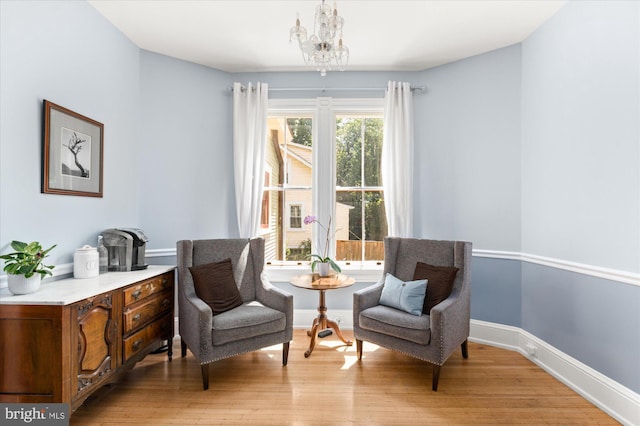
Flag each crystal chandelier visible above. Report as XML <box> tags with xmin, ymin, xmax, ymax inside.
<box><xmin>289</xmin><ymin>0</ymin><xmax>349</xmax><ymax>76</ymax></box>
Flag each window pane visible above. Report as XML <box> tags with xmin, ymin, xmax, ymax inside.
<box><xmin>364</xmin><ymin>118</ymin><xmax>384</xmax><ymax>187</ymax></box>
<box><xmin>285</xmin><ymin>191</ymin><xmax>311</xmax><ymax>261</ymax></box>
<box><xmin>336</xmin><ymin>191</ymin><xmax>361</xmax><ymax>261</ymax></box>
<box><xmin>335</xmin><ymin>114</ymin><xmax>386</xmax><ymax>262</ymax></box>
<box><xmin>336</xmin><ymin>117</ymin><xmax>362</xmax><ymax>187</ymax></box>
<box><xmin>265</xmin><ymin>115</ymin><xmax>313</xmax><ymax>263</ymax></box>
<box><xmin>336</xmin><ymin>190</ymin><xmax>386</xmax><ymax>261</ymax></box>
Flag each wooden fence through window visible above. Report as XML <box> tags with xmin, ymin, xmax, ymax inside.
<box><xmin>336</xmin><ymin>240</ymin><xmax>384</xmax><ymax>261</ymax></box>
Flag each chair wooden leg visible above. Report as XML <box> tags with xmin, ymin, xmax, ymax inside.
<box><xmin>282</xmin><ymin>341</ymin><xmax>290</xmax><ymax>366</ymax></box>
<box><xmin>356</xmin><ymin>339</ymin><xmax>363</xmax><ymax>360</ymax></box>
<box><xmin>181</xmin><ymin>338</ymin><xmax>187</xmax><ymax>358</ymax></box>
<box><xmin>432</xmin><ymin>365</ymin><xmax>441</xmax><ymax>391</ymax></box>
<box><xmin>461</xmin><ymin>339</ymin><xmax>469</xmax><ymax>359</ymax></box>
<box><xmin>201</xmin><ymin>364</ymin><xmax>210</xmax><ymax>390</ymax></box>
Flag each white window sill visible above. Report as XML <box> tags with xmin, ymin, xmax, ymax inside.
<box><xmin>264</xmin><ymin>262</ymin><xmax>383</xmax><ymax>283</ymax></box>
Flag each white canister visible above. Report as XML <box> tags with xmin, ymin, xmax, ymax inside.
<box><xmin>74</xmin><ymin>245</ymin><xmax>99</xmax><ymax>278</ymax></box>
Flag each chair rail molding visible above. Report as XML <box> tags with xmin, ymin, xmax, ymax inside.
<box><xmin>147</xmin><ymin>247</ymin><xmax>640</xmax><ymax>286</ymax></box>
<box><xmin>473</xmin><ymin>249</ymin><xmax>640</xmax><ymax>287</ymax></box>
<box><xmin>3</xmin><ymin>249</ymin><xmax>637</xmax><ymax>288</ymax></box>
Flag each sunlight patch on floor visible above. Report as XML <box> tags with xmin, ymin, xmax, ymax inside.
<box><xmin>341</xmin><ymin>355</ymin><xmax>359</xmax><ymax>370</ymax></box>
<box><xmin>257</xmin><ymin>336</ymin><xmax>382</xmax><ymax>367</ymax></box>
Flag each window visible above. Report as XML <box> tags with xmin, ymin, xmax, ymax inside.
<box><xmin>263</xmin><ymin>98</ymin><xmax>387</xmax><ymax>265</ymax></box>
<box><xmin>289</xmin><ymin>204</ymin><xmax>302</xmax><ymax>229</ymax></box>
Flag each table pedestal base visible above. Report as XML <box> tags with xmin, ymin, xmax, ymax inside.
<box><xmin>304</xmin><ymin>289</ymin><xmax>352</xmax><ymax>358</ymax></box>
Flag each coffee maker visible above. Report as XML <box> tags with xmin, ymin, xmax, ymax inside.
<box><xmin>101</xmin><ymin>228</ymin><xmax>148</xmax><ymax>271</ymax></box>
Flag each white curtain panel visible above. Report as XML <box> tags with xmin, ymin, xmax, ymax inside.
<box><xmin>382</xmin><ymin>81</ymin><xmax>414</xmax><ymax>237</ymax></box>
<box><xmin>233</xmin><ymin>82</ymin><xmax>268</xmax><ymax>238</ymax></box>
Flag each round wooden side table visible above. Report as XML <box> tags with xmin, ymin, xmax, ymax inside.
<box><xmin>290</xmin><ymin>273</ymin><xmax>355</xmax><ymax>357</ymax></box>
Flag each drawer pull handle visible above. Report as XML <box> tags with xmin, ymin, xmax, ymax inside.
<box><xmin>132</xmin><ymin>290</ymin><xmax>142</xmax><ymax>300</ymax></box>
<box><xmin>133</xmin><ymin>313</ymin><xmax>141</xmax><ymax>322</ymax></box>
<box><xmin>132</xmin><ymin>339</ymin><xmax>143</xmax><ymax>351</ymax></box>
<box><xmin>161</xmin><ymin>299</ymin><xmax>170</xmax><ymax>308</ymax></box>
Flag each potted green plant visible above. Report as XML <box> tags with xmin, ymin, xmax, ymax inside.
<box><xmin>1</xmin><ymin>240</ymin><xmax>56</xmax><ymax>295</ymax></box>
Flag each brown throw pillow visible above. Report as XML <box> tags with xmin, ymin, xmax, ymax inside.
<box><xmin>189</xmin><ymin>258</ymin><xmax>243</xmax><ymax>315</ymax></box>
<box><xmin>413</xmin><ymin>262</ymin><xmax>459</xmax><ymax>313</ymax></box>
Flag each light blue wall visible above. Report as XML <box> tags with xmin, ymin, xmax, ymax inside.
<box><xmin>138</xmin><ymin>51</ymin><xmax>236</xmax><ymax>248</ymax></box>
<box><xmin>416</xmin><ymin>45</ymin><xmax>522</xmax><ymax>251</ymax></box>
<box><xmin>471</xmin><ymin>257</ymin><xmax>522</xmax><ymax>326</ymax></box>
<box><xmin>522</xmin><ymin>263</ymin><xmax>639</xmax><ymax>392</ymax></box>
<box><xmin>520</xmin><ymin>0</ymin><xmax>640</xmax><ymax>392</ymax></box>
<box><xmin>0</xmin><ymin>0</ymin><xmax>141</xmax><ymax>265</ymax></box>
<box><xmin>521</xmin><ymin>0</ymin><xmax>640</xmax><ymax>272</ymax></box>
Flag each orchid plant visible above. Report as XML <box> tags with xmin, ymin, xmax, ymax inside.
<box><xmin>304</xmin><ymin>214</ymin><xmax>342</xmax><ymax>274</ymax></box>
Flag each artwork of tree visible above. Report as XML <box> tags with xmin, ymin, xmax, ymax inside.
<box><xmin>63</xmin><ymin>131</ymin><xmax>89</xmax><ymax>178</ymax></box>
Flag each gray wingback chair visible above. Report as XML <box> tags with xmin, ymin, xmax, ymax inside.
<box><xmin>176</xmin><ymin>238</ymin><xmax>293</xmax><ymax>390</ymax></box>
<box><xmin>353</xmin><ymin>237</ymin><xmax>472</xmax><ymax>391</ymax></box>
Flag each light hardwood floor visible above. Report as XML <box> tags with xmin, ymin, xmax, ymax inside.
<box><xmin>71</xmin><ymin>329</ymin><xmax>617</xmax><ymax>425</ymax></box>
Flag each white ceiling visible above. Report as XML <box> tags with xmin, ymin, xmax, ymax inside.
<box><xmin>88</xmin><ymin>0</ymin><xmax>566</xmax><ymax>73</ymax></box>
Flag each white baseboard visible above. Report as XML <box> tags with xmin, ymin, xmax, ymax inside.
<box><xmin>470</xmin><ymin>319</ymin><xmax>640</xmax><ymax>426</ymax></box>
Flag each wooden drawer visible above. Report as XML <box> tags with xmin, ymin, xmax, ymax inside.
<box><xmin>122</xmin><ymin>288</ymin><xmax>172</xmax><ymax>334</ymax></box>
<box><xmin>122</xmin><ymin>313</ymin><xmax>173</xmax><ymax>362</ymax></box>
<box><xmin>123</xmin><ymin>271</ymin><xmax>173</xmax><ymax>306</ymax></box>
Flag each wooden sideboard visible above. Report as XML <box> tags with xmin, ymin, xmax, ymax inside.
<box><xmin>0</xmin><ymin>266</ymin><xmax>175</xmax><ymax>412</ymax></box>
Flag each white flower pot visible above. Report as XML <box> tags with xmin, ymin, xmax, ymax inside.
<box><xmin>7</xmin><ymin>274</ymin><xmax>42</xmax><ymax>295</ymax></box>
<box><xmin>317</xmin><ymin>262</ymin><xmax>330</xmax><ymax>277</ymax></box>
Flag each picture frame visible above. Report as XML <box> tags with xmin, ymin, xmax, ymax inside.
<box><xmin>42</xmin><ymin>100</ymin><xmax>103</xmax><ymax>197</ymax></box>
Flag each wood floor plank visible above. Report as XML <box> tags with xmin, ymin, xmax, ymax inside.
<box><xmin>70</xmin><ymin>329</ymin><xmax>618</xmax><ymax>425</ymax></box>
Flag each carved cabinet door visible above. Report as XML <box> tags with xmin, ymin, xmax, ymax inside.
<box><xmin>71</xmin><ymin>291</ymin><xmax>120</xmax><ymax>400</ymax></box>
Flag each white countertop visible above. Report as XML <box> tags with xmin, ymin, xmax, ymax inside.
<box><xmin>0</xmin><ymin>265</ymin><xmax>175</xmax><ymax>306</ymax></box>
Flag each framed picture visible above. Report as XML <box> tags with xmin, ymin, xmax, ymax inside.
<box><xmin>42</xmin><ymin>100</ymin><xmax>103</xmax><ymax>197</ymax></box>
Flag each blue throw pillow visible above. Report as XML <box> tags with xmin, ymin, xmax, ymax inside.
<box><xmin>379</xmin><ymin>273</ymin><xmax>427</xmax><ymax>316</ymax></box>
